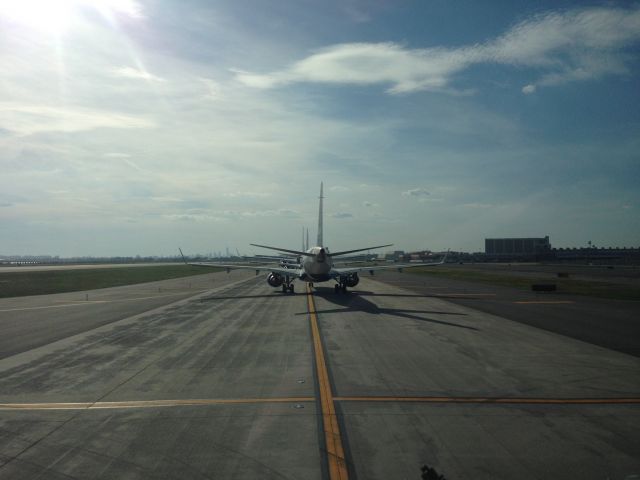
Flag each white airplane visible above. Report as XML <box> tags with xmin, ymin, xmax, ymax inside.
<box><xmin>182</xmin><ymin>183</ymin><xmax>448</xmax><ymax>293</ymax></box>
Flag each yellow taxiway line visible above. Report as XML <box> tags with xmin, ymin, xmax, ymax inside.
<box><xmin>307</xmin><ymin>285</ymin><xmax>349</xmax><ymax>480</ymax></box>
<box><xmin>0</xmin><ymin>397</ymin><xmax>315</xmax><ymax>410</ymax></box>
<box><xmin>5</xmin><ymin>394</ymin><xmax>638</xmax><ymax>411</ymax></box>
<box><xmin>334</xmin><ymin>396</ymin><xmax>640</xmax><ymax>405</ymax></box>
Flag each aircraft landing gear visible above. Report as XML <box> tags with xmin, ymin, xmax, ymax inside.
<box><xmin>334</xmin><ymin>283</ymin><xmax>347</xmax><ymax>294</ymax></box>
<box><xmin>282</xmin><ymin>283</ymin><xmax>295</xmax><ymax>294</ymax></box>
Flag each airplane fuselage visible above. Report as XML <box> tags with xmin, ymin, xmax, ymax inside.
<box><xmin>301</xmin><ymin>247</ymin><xmax>333</xmax><ymax>282</ymax></box>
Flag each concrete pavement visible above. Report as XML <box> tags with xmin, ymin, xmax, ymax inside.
<box><xmin>0</xmin><ymin>274</ymin><xmax>638</xmax><ymax>479</ymax></box>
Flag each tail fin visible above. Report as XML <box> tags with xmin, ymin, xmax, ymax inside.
<box><xmin>317</xmin><ymin>182</ymin><xmax>324</xmax><ymax>247</ymax></box>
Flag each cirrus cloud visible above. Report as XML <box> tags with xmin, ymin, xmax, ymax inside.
<box><xmin>235</xmin><ymin>5</ymin><xmax>640</xmax><ymax>94</ymax></box>
<box><xmin>0</xmin><ymin>102</ymin><xmax>155</xmax><ymax>136</ymax></box>
<box><xmin>112</xmin><ymin>66</ymin><xmax>166</xmax><ymax>83</ymax></box>
<box><xmin>332</xmin><ymin>212</ymin><xmax>353</xmax><ymax>218</ymax></box>
<box><xmin>402</xmin><ymin>188</ymin><xmax>430</xmax><ymax>197</ymax></box>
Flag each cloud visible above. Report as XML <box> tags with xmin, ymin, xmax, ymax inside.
<box><xmin>234</xmin><ymin>42</ymin><xmax>465</xmax><ymax>94</ymax></box>
<box><xmin>402</xmin><ymin>188</ymin><xmax>430</xmax><ymax>197</ymax></box>
<box><xmin>363</xmin><ymin>201</ymin><xmax>378</xmax><ymax>207</ymax></box>
<box><xmin>0</xmin><ymin>0</ymin><xmax>144</xmax><ymax>29</ymax></box>
<box><xmin>235</xmin><ymin>6</ymin><xmax>640</xmax><ymax>94</ymax></box>
<box><xmin>224</xmin><ymin>209</ymin><xmax>300</xmax><ymax>218</ymax></box>
<box><xmin>165</xmin><ymin>214</ymin><xmax>200</xmax><ymax>222</ymax></box>
<box><xmin>0</xmin><ymin>103</ymin><xmax>155</xmax><ymax>135</ymax></box>
<box><xmin>332</xmin><ymin>212</ymin><xmax>353</xmax><ymax>218</ymax></box>
<box><xmin>109</xmin><ymin>0</ymin><xmax>144</xmax><ymax>19</ymax></box>
<box><xmin>122</xmin><ymin>159</ymin><xmax>148</xmax><ymax>173</ymax></box>
<box><xmin>198</xmin><ymin>77</ymin><xmax>220</xmax><ymax>100</ymax></box>
<box><xmin>112</xmin><ymin>66</ymin><xmax>165</xmax><ymax>82</ymax></box>
<box><xmin>102</xmin><ymin>153</ymin><xmax>149</xmax><ymax>173</ymax></box>
<box><xmin>489</xmin><ymin>6</ymin><xmax>640</xmax><ymax>91</ymax></box>
<box><xmin>223</xmin><ymin>191</ymin><xmax>272</xmax><ymax>198</ymax></box>
<box><xmin>461</xmin><ymin>203</ymin><xmax>493</xmax><ymax>209</ymax></box>
<box><xmin>2</xmin><ymin>2</ymin><xmax>637</xmax><ymax>256</ymax></box>
<box><xmin>163</xmin><ymin>207</ymin><xmax>301</xmax><ymax>223</ymax></box>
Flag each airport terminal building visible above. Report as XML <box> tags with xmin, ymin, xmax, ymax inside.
<box><xmin>485</xmin><ymin>236</ymin><xmax>552</xmax><ymax>260</ymax></box>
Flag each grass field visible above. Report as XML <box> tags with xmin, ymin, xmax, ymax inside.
<box><xmin>408</xmin><ymin>266</ymin><xmax>640</xmax><ymax>301</ymax></box>
<box><xmin>0</xmin><ymin>265</ymin><xmax>220</xmax><ymax>298</ymax></box>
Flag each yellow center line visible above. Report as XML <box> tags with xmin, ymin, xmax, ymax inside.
<box><xmin>5</xmin><ymin>395</ymin><xmax>638</xmax><ymax>411</ymax></box>
<box><xmin>333</xmin><ymin>396</ymin><xmax>640</xmax><ymax>405</ymax></box>
<box><xmin>0</xmin><ymin>397</ymin><xmax>315</xmax><ymax>410</ymax></box>
<box><xmin>307</xmin><ymin>285</ymin><xmax>349</xmax><ymax>480</ymax></box>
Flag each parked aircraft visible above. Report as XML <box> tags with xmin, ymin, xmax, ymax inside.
<box><xmin>181</xmin><ymin>183</ymin><xmax>448</xmax><ymax>293</ymax></box>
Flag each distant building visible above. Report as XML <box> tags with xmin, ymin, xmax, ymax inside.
<box><xmin>485</xmin><ymin>236</ymin><xmax>551</xmax><ymax>260</ymax></box>
<box><xmin>553</xmin><ymin>246</ymin><xmax>640</xmax><ymax>265</ymax></box>
<box><xmin>384</xmin><ymin>250</ymin><xmax>406</xmax><ymax>262</ymax></box>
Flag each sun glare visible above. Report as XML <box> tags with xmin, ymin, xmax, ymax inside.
<box><xmin>0</xmin><ymin>0</ymin><xmax>141</xmax><ymax>32</ymax></box>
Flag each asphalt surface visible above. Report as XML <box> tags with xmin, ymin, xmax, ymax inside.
<box><xmin>374</xmin><ymin>269</ymin><xmax>640</xmax><ymax>357</ymax></box>
<box><xmin>0</xmin><ymin>272</ymin><xmax>638</xmax><ymax>479</ymax></box>
<box><xmin>0</xmin><ymin>270</ymin><xmax>249</xmax><ymax>359</ymax></box>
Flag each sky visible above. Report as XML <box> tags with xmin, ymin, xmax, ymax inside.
<box><xmin>1</xmin><ymin>0</ymin><xmax>639</xmax><ymax>256</ymax></box>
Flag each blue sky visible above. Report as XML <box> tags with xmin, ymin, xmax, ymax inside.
<box><xmin>1</xmin><ymin>0</ymin><xmax>639</xmax><ymax>256</ymax></box>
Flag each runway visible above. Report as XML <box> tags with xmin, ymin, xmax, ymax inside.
<box><xmin>0</xmin><ymin>271</ymin><xmax>638</xmax><ymax>479</ymax></box>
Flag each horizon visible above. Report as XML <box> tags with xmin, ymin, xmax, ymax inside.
<box><xmin>3</xmin><ymin>241</ymin><xmax>639</xmax><ymax>261</ymax></box>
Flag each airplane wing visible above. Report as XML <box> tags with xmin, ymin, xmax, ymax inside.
<box><xmin>179</xmin><ymin>249</ymin><xmax>303</xmax><ymax>277</ymax></box>
<box><xmin>250</xmin><ymin>244</ymin><xmax>314</xmax><ymax>257</ymax></box>
<box><xmin>249</xmin><ymin>243</ymin><xmax>393</xmax><ymax>258</ymax></box>
<box><xmin>332</xmin><ymin>251</ymin><xmax>449</xmax><ymax>276</ymax></box>
<box><xmin>186</xmin><ymin>261</ymin><xmax>304</xmax><ymax>277</ymax></box>
<box><xmin>329</xmin><ymin>244</ymin><xmax>393</xmax><ymax>257</ymax></box>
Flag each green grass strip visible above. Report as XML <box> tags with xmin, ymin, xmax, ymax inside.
<box><xmin>0</xmin><ymin>265</ymin><xmax>221</xmax><ymax>298</ymax></box>
<box><xmin>407</xmin><ymin>267</ymin><xmax>640</xmax><ymax>301</ymax></box>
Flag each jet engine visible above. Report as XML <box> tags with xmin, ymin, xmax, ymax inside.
<box><xmin>343</xmin><ymin>273</ymin><xmax>359</xmax><ymax>287</ymax></box>
<box><xmin>267</xmin><ymin>272</ymin><xmax>284</xmax><ymax>287</ymax></box>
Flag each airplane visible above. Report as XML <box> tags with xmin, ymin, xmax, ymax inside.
<box><xmin>247</xmin><ymin>227</ymin><xmax>310</xmax><ymax>266</ymax></box>
<box><xmin>181</xmin><ymin>182</ymin><xmax>448</xmax><ymax>294</ymax></box>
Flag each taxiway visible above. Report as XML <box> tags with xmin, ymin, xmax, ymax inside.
<box><xmin>0</xmin><ymin>270</ymin><xmax>638</xmax><ymax>479</ymax></box>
